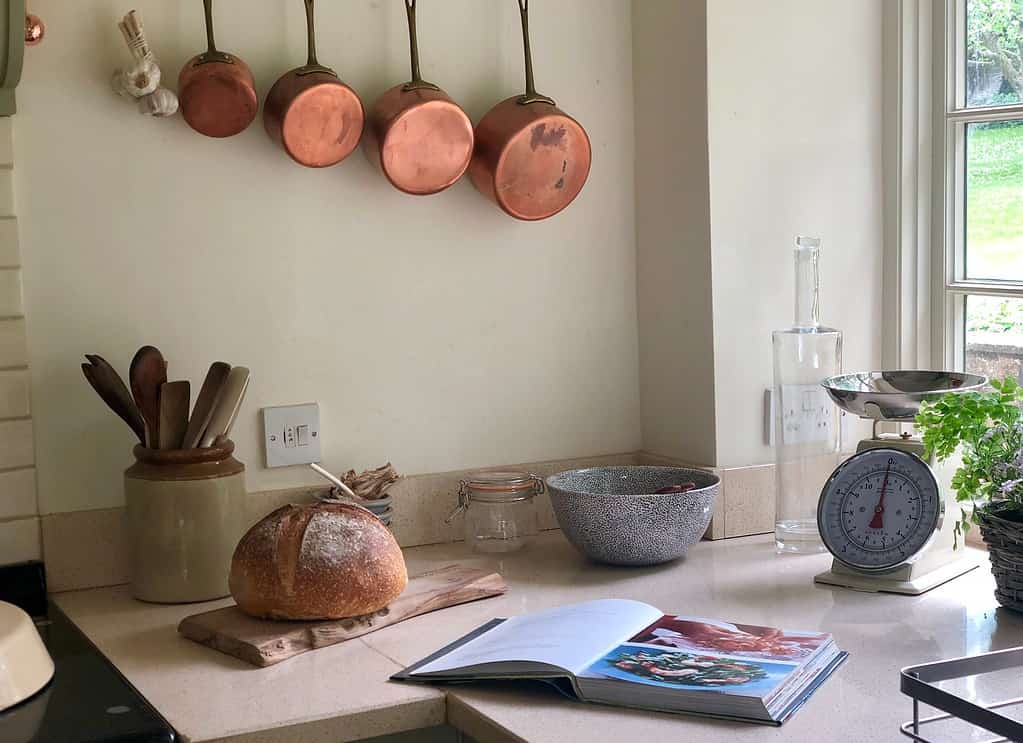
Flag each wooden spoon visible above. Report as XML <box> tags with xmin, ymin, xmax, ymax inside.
<box><xmin>129</xmin><ymin>346</ymin><xmax>167</xmax><ymax>448</ymax></box>
<box><xmin>81</xmin><ymin>355</ymin><xmax>147</xmax><ymax>445</ymax></box>
<box><xmin>199</xmin><ymin>366</ymin><xmax>249</xmax><ymax>448</ymax></box>
<box><xmin>182</xmin><ymin>361</ymin><xmax>231</xmax><ymax>449</ymax></box>
<box><xmin>158</xmin><ymin>380</ymin><xmax>191</xmax><ymax>449</ymax></box>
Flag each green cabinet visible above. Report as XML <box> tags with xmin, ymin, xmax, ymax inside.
<box><xmin>0</xmin><ymin>0</ymin><xmax>25</xmax><ymax>116</ymax></box>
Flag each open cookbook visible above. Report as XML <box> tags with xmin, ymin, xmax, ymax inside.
<box><xmin>393</xmin><ymin>599</ymin><xmax>847</xmax><ymax>725</ymax></box>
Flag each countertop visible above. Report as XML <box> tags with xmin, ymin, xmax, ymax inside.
<box><xmin>54</xmin><ymin>532</ymin><xmax>1023</xmax><ymax>743</ymax></box>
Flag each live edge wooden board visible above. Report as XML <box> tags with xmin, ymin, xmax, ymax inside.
<box><xmin>178</xmin><ymin>565</ymin><xmax>507</xmax><ymax>667</ymax></box>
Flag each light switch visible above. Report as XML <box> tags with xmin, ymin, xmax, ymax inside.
<box><xmin>263</xmin><ymin>403</ymin><xmax>320</xmax><ymax>467</ymax></box>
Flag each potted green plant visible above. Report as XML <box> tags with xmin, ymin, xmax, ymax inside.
<box><xmin>915</xmin><ymin>377</ymin><xmax>1023</xmax><ymax>610</ymax></box>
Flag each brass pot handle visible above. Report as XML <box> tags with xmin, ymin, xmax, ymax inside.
<box><xmin>402</xmin><ymin>0</ymin><xmax>440</xmax><ymax>92</ymax></box>
<box><xmin>516</xmin><ymin>0</ymin><xmax>555</xmax><ymax>106</ymax></box>
<box><xmin>197</xmin><ymin>0</ymin><xmax>235</xmax><ymax>66</ymax></box>
<box><xmin>297</xmin><ymin>0</ymin><xmax>338</xmax><ymax>77</ymax></box>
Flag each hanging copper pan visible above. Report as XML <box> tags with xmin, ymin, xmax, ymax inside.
<box><xmin>178</xmin><ymin>0</ymin><xmax>258</xmax><ymax>138</ymax></box>
<box><xmin>469</xmin><ymin>0</ymin><xmax>591</xmax><ymax>221</ymax></box>
<box><xmin>264</xmin><ymin>0</ymin><xmax>365</xmax><ymax>168</ymax></box>
<box><xmin>363</xmin><ymin>1</ymin><xmax>474</xmax><ymax>195</ymax></box>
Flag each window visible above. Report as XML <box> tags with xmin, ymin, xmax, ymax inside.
<box><xmin>941</xmin><ymin>0</ymin><xmax>1023</xmax><ymax>380</ymax></box>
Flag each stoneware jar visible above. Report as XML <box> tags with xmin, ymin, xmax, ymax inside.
<box><xmin>124</xmin><ymin>441</ymin><xmax>247</xmax><ymax>603</ymax></box>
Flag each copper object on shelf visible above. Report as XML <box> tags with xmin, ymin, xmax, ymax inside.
<box><xmin>178</xmin><ymin>0</ymin><xmax>258</xmax><ymax>138</ymax></box>
<box><xmin>363</xmin><ymin>0</ymin><xmax>473</xmax><ymax>195</ymax></box>
<box><xmin>470</xmin><ymin>0</ymin><xmax>591</xmax><ymax>221</ymax></box>
<box><xmin>25</xmin><ymin>13</ymin><xmax>44</xmax><ymax>46</ymax></box>
<box><xmin>264</xmin><ymin>0</ymin><xmax>364</xmax><ymax>168</ymax></box>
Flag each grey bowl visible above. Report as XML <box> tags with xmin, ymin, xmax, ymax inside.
<box><xmin>546</xmin><ymin>466</ymin><xmax>720</xmax><ymax>566</ymax></box>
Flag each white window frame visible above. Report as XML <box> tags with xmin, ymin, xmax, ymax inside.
<box><xmin>884</xmin><ymin>0</ymin><xmax>1023</xmax><ymax>372</ymax></box>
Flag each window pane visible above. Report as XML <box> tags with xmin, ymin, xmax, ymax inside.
<box><xmin>965</xmin><ymin>119</ymin><xmax>1023</xmax><ymax>280</ymax></box>
<box><xmin>966</xmin><ymin>295</ymin><xmax>1023</xmax><ymax>380</ymax></box>
<box><xmin>966</xmin><ymin>0</ymin><xmax>1023</xmax><ymax>108</ymax></box>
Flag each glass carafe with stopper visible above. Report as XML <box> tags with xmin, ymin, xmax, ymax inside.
<box><xmin>772</xmin><ymin>236</ymin><xmax>842</xmax><ymax>554</ymax></box>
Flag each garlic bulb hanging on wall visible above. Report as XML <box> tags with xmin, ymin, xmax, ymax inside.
<box><xmin>112</xmin><ymin>61</ymin><xmax>161</xmax><ymax>99</ymax></box>
<box><xmin>114</xmin><ymin>11</ymin><xmax>161</xmax><ymax>98</ymax></box>
<box><xmin>111</xmin><ymin>10</ymin><xmax>178</xmax><ymax>119</ymax></box>
<box><xmin>137</xmin><ymin>88</ymin><xmax>179</xmax><ymax>118</ymax></box>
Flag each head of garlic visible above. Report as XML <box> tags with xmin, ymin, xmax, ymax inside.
<box><xmin>113</xmin><ymin>59</ymin><xmax>161</xmax><ymax>99</ymax></box>
<box><xmin>137</xmin><ymin>88</ymin><xmax>179</xmax><ymax>118</ymax></box>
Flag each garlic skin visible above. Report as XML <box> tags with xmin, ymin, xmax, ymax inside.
<box><xmin>111</xmin><ymin>69</ymin><xmax>131</xmax><ymax>98</ymax></box>
<box><xmin>138</xmin><ymin>88</ymin><xmax>179</xmax><ymax>118</ymax></box>
<box><xmin>112</xmin><ymin>61</ymin><xmax>161</xmax><ymax>99</ymax></box>
<box><xmin>122</xmin><ymin>60</ymin><xmax>161</xmax><ymax>98</ymax></box>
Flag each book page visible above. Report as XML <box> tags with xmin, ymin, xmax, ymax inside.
<box><xmin>627</xmin><ymin>616</ymin><xmax>831</xmax><ymax>663</ymax></box>
<box><xmin>577</xmin><ymin>615</ymin><xmax>832</xmax><ymax>701</ymax></box>
<box><xmin>412</xmin><ymin>599</ymin><xmax>662</xmax><ymax>677</ymax></box>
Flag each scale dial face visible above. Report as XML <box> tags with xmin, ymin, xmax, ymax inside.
<box><xmin>817</xmin><ymin>448</ymin><xmax>942</xmax><ymax>573</ymax></box>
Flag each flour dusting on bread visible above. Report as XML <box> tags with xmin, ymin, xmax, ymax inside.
<box><xmin>229</xmin><ymin>502</ymin><xmax>408</xmax><ymax>620</ymax></box>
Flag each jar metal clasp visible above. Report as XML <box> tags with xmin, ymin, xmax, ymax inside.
<box><xmin>445</xmin><ymin>480</ymin><xmax>473</xmax><ymax>524</ymax></box>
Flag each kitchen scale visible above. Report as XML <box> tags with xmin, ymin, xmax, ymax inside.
<box><xmin>814</xmin><ymin>371</ymin><xmax>988</xmax><ymax>595</ymax></box>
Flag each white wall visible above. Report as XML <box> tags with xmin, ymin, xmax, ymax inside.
<box><xmin>633</xmin><ymin>0</ymin><xmax>717</xmax><ymax>466</ymax></box>
<box><xmin>15</xmin><ymin>0</ymin><xmax>640</xmax><ymax>514</ymax></box>
<box><xmin>706</xmin><ymin>0</ymin><xmax>885</xmax><ymax>467</ymax></box>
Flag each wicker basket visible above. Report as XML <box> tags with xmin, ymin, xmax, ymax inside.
<box><xmin>977</xmin><ymin>504</ymin><xmax>1023</xmax><ymax>612</ymax></box>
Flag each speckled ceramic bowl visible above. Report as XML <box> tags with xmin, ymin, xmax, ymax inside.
<box><xmin>546</xmin><ymin>466</ymin><xmax>720</xmax><ymax>566</ymax></box>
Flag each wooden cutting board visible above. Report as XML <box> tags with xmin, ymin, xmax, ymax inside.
<box><xmin>178</xmin><ymin>565</ymin><xmax>507</xmax><ymax>667</ymax></box>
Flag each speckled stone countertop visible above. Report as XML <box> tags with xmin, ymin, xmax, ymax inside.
<box><xmin>54</xmin><ymin>532</ymin><xmax>1019</xmax><ymax>742</ymax></box>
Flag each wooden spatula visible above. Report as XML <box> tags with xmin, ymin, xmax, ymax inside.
<box><xmin>81</xmin><ymin>354</ymin><xmax>147</xmax><ymax>445</ymax></box>
<box><xmin>199</xmin><ymin>366</ymin><xmax>250</xmax><ymax>448</ymax></box>
<box><xmin>129</xmin><ymin>346</ymin><xmax>167</xmax><ymax>448</ymax></box>
<box><xmin>158</xmin><ymin>381</ymin><xmax>191</xmax><ymax>450</ymax></box>
<box><xmin>182</xmin><ymin>362</ymin><xmax>231</xmax><ymax>449</ymax></box>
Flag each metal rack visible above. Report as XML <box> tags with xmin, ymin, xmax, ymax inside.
<box><xmin>901</xmin><ymin>647</ymin><xmax>1023</xmax><ymax>742</ymax></box>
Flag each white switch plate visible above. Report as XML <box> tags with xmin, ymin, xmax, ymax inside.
<box><xmin>263</xmin><ymin>403</ymin><xmax>321</xmax><ymax>468</ymax></box>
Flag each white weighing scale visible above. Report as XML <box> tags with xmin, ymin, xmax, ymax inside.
<box><xmin>813</xmin><ymin>371</ymin><xmax>988</xmax><ymax>595</ymax></box>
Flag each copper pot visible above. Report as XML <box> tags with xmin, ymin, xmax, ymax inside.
<box><xmin>363</xmin><ymin>1</ymin><xmax>473</xmax><ymax>195</ymax></box>
<box><xmin>25</xmin><ymin>14</ymin><xmax>44</xmax><ymax>47</ymax></box>
<box><xmin>469</xmin><ymin>0</ymin><xmax>591</xmax><ymax>221</ymax></box>
<box><xmin>264</xmin><ymin>0</ymin><xmax>364</xmax><ymax>168</ymax></box>
<box><xmin>178</xmin><ymin>0</ymin><xmax>258</xmax><ymax>139</ymax></box>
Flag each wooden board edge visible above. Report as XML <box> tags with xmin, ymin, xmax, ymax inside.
<box><xmin>178</xmin><ymin>566</ymin><xmax>508</xmax><ymax>668</ymax></box>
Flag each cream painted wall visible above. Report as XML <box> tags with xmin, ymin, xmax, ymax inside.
<box><xmin>706</xmin><ymin>0</ymin><xmax>885</xmax><ymax>467</ymax></box>
<box><xmin>633</xmin><ymin>0</ymin><xmax>716</xmax><ymax>466</ymax></box>
<box><xmin>15</xmin><ymin>0</ymin><xmax>640</xmax><ymax>513</ymax></box>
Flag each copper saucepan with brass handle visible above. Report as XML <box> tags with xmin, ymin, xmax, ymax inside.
<box><xmin>469</xmin><ymin>0</ymin><xmax>591</xmax><ymax>221</ymax></box>
<box><xmin>362</xmin><ymin>0</ymin><xmax>474</xmax><ymax>195</ymax></box>
<box><xmin>178</xmin><ymin>0</ymin><xmax>258</xmax><ymax>138</ymax></box>
<box><xmin>264</xmin><ymin>0</ymin><xmax>365</xmax><ymax>168</ymax></box>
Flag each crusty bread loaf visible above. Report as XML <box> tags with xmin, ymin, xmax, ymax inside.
<box><xmin>229</xmin><ymin>502</ymin><xmax>408</xmax><ymax>620</ymax></box>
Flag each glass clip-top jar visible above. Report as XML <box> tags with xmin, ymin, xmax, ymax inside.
<box><xmin>446</xmin><ymin>471</ymin><xmax>544</xmax><ymax>553</ymax></box>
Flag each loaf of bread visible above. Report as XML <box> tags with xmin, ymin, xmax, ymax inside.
<box><xmin>229</xmin><ymin>502</ymin><xmax>408</xmax><ymax>620</ymax></box>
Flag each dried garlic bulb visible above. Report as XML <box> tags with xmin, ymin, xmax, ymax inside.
<box><xmin>340</xmin><ymin>463</ymin><xmax>401</xmax><ymax>501</ymax></box>
<box><xmin>114</xmin><ymin>10</ymin><xmax>162</xmax><ymax>99</ymax></box>
<box><xmin>138</xmin><ymin>88</ymin><xmax>179</xmax><ymax>117</ymax></box>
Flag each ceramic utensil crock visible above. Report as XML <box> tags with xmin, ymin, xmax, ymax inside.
<box><xmin>124</xmin><ymin>441</ymin><xmax>247</xmax><ymax>603</ymax></box>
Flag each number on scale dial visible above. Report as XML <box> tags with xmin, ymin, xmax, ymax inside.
<box><xmin>817</xmin><ymin>448</ymin><xmax>942</xmax><ymax>573</ymax></box>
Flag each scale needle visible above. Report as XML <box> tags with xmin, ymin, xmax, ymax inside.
<box><xmin>869</xmin><ymin>462</ymin><xmax>891</xmax><ymax>530</ymax></box>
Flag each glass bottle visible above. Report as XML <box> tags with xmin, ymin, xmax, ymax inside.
<box><xmin>772</xmin><ymin>236</ymin><xmax>842</xmax><ymax>554</ymax></box>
